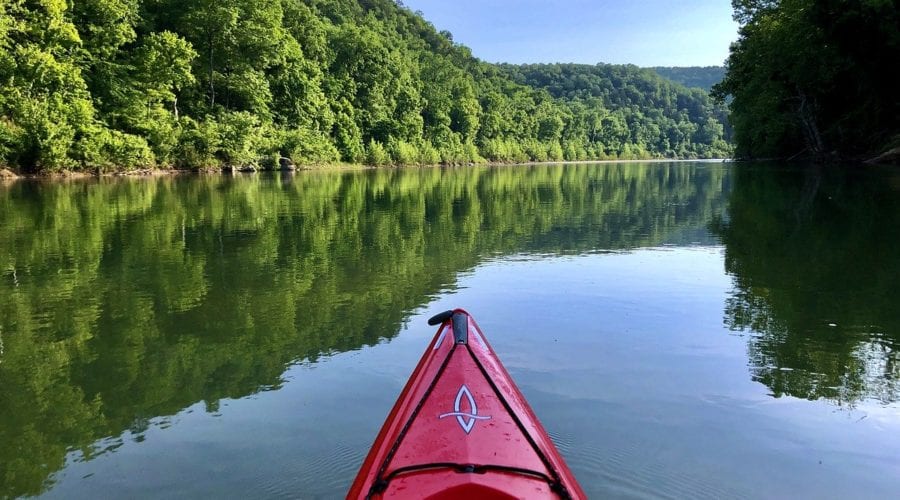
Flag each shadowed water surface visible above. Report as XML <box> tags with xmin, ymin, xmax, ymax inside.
<box><xmin>1</xmin><ymin>162</ymin><xmax>898</xmax><ymax>498</ymax></box>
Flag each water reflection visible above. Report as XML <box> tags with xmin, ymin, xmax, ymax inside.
<box><xmin>0</xmin><ymin>163</ymin><xmax>727</xmax><ymax>497</ymax></box>
<box><xmin>714</xmin><ymin>164</ymin><xmax>900</xmax><ymax>406</ymax></box>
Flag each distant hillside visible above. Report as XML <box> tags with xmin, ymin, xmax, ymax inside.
<box><xmin>650</xmin><ymin>66</ymin><xmax>726</xmax><ymax>92</ymax></box>
<box><xmin>499</xmin><ymin>63</ymin><xmax>732</xmax><ymax>158</ymax></box>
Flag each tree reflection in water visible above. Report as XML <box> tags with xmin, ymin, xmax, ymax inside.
<box><xmin>0</xmin><ymin>163</ymin><xmax>727</xmax><ymax>497</ymax></box>
<box><xmin>714</xmin><ymin>164</ymin><xmax>900</xmax><ymax>406</ymax></box>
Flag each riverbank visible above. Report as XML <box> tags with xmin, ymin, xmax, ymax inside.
<box><xmin>0</xmin><ymin>157</ymin><xmax>732</xmax><ymax>181</ymax></box>
<box><xmin>0</xmin><ymin>163</ymin><xmax>371</xmax><ymax>181</ymax></box>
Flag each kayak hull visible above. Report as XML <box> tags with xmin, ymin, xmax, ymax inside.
<box><xmin>348</xmin><ymin>309</ymin><xmax>584</xmax><ymax>499</ymax></box>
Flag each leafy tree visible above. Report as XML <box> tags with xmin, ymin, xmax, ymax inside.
<box><xmin>714</xmin><ymin>0</ymin><xmax>900</xmax><ymax>159</ymax></box>
<box><xmin>132</xmin><ymin>32</ymin><xmax>196</xmax><ymax>119</ymax></box>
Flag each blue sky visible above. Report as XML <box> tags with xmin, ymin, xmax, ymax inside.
<box><xmin>400</xmin><ymin>0</ymin><xmax>739</xmax><ymax>67</ymax></box>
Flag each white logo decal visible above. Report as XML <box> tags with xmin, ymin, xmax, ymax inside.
<box><xmin>438</xmin><ymin>384</ymin><xmax>491</xmax><ymax>434</ymax></box>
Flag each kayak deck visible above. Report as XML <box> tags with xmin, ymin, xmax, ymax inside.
<box><xmin>348</xmin><ymin>309</ymin><xmax>584</xmax><ymax>499</ymax></box>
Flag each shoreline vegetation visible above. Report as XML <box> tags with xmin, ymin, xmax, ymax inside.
<box><xmin>713</xmin><ymin>0</ymin><xmax>899</xmax><ymax>162</ymax></box>
<box><xmin>0</xmin><ymin>158</ymin><xmax>734</xmax><ymax>181</ymax></box>
<box><xmin>0</xmin><ymin>0</ymin><xmax>732</xmax><ymax>176</ymax></box>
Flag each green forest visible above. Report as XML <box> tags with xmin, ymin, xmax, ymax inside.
<box><xmin>714</xmin><ymin>0</ymin><xmax>900</xmax><ymax>160</ymax></box>
<box><xmin>0</xmin><ymin>0</ymin><xmax>731</xmax><ymax>174</ymax></box>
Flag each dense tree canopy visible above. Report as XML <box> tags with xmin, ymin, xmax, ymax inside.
<box><xmin>0</xmin><ymin>0</ymin><xmax>732</xmax><ymax>173</ymax></box>
<box><xmin>713</xmin><ymin>0</ymin><xmax>900</xmax><ymax>160</ymax></box>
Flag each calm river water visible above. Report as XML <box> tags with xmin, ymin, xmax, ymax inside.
<box><xmin>1</xmin><ymin>162</ymin><xmax>899</xmax><ymax>498</ymax></box>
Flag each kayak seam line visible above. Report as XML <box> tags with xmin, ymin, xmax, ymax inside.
<box><xmin>368</xmin><ymin>341</ymin><xmax>459</xmax><ymax>498</ymax></box>
<box><xmin>378</xmin><ymin>462</ymin><xmax>558</xmax><ymax>485</ymax></box>
<box><xmin>463</xmin><ymin>344</ymin><xmax>572</xmax><ymax>500</ymax></box>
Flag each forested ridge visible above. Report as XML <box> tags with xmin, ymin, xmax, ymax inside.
<box><xmin>499</xmin><ymin>63</ymin><xmax>732</xmax><ymax>159</ymax></box>
<box><xmin>649</xmin><ymin>66</ymin><xmax>725</xmax><ymax>92</ymax></box>
<box><xmin>0</xmin><ymin>0</ymin><xmax>731</xmax><ymax>174</ymax></box>
<box><xmin>714</xmin><ymin>0</ymin><xmax>900</xmax><ymax>161</ymax></box>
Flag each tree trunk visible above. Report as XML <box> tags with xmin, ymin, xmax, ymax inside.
<box><xmin>208</xmin><ymin>32</ymin><xmax>215</xmax><ymax>108</ymax></box>
<box><xmin>797</xmin><ymin>90</ymin><xmax>825</xmax><ymax>157</ymax></box>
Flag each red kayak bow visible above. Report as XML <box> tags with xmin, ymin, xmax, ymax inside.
<box><xmin>348</xmin><ymin>309</ymin><xmax>585</xmax><ymax>499</ymax></box>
